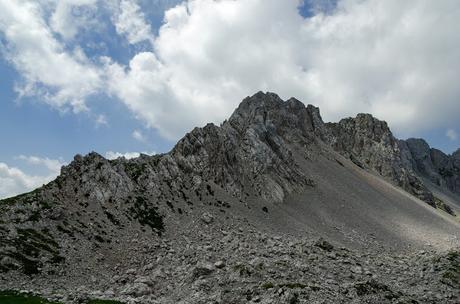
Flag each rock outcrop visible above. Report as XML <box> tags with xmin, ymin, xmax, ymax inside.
<box><xmin>401</xmin><ymin>138</ymin><xmax>460</xmax><ymax>194</ymax></box>
<box><xmin>171</xmin><ymin>92</ymin><xmax>317</xmax><ymax>203</ymax></box>
<box><xmin>323</xmin><ymin>114</ymin><xmax>437</xmax><ymax>207</ymax></box>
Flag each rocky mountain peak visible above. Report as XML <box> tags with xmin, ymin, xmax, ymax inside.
<box><xmin>1</xmin><ymin>91</ymin><xmax>459</xmax><ymax>304</ymax></box>
<box><xmin>227</xmin><ymin>92</ymin><xmax>326</xmax><ymax>144</ymax></box>
<box><xmin>43</xmin><ymin>92</ymin><xmax>457</xmax><ymax>214</ymax></box>
<box><xmin>59</xmin><ymin>152</ymin><xmax>107</xmax><ymax>177</ymax></box>
<box><xmin>53</xmin><ymin>92</ymin><xmax>458</xmax><ymax>212</ymax></box>
<box><xmin>172</xmin><ymin>92</ymin><xmax>317</xmax><ymax>203</ymax></box>
<box><xmin>323</xmin><ymin>113</ymin><xmax>443</xmax><ymax>208</ymax></box>
<box><xmin>335</xmin><ymin>113</ymin><xmax>394</xmax><ymax>144</ymax></box>
<box><xmin>405</xmin><ymin>138</ymin><xmax>431</xmax><ymax>159</ymax></box>
<box><xmin>326</xmin><ymin>112</ymin><xmax>398</xmax><ymax>165</ymax></box>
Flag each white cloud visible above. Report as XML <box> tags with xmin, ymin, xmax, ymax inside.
<box><xmin>105</xmin><ymin>150</ymin><xmax>155</xmax><ymax>159</ymax></box>
<box><xmin>95</xmin><ymin>114</ymin><xmax>108</xmax><ymax>126</ymax></box>
<box><xmin>111</xmin><ymin>0</ymin><xmax>154</xmax><ymax>45</ymax></box>
<box><xmin>49</xmin><ymin>0</ymin><xmax>98</xmax><ymax>40</ymax></box>
<box><xmin>132</xmin><ymin>129</ymin><xmax>147</xmax><ymax>142</ymax></box>
<box><xmin>15</xmin><ymin>155</ymin><xmax>66</xmax><ymax>173</ymax></box>
<box><xmin>0</xmin><ymin>0</ymin><xmax>102</xmax><ymax>112</ymax></box>
<box><xmin>105</xmin><ymin>0</ymin><xmax>460</xmax><ymax>140</ymax></box>
<box><xmin>0</xmin><ymin>163</ymin><xmax>47</xmax><ymax>199</ymax></box>
<box><xmin>446</xmin><ymin>129</ymin><xmax>458</xmax><ymax>141</ymax></box>
<box><xmin>0</xmin><ymin>156</ymin><xmax>66</xmax><ymax>199</ymax></box>
<box><xmin>104</xmin><ymin>52</ymin><xmax>208</xmax><ymax>139</ymax></box>
<box><xmin>2</xmin><ymin>0</ymin><xmax>460</xmax><ymax>141</ymax></box>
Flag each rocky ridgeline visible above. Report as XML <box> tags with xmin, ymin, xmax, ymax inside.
<box><xmin>0</xmin><ymin>91</ymin><xmax>459</xmax><ymax>303</ymax></box>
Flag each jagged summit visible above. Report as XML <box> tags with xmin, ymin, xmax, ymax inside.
<box><xmin>34</xmin><ymin>91</ymin><xmax>460</xmax><ymax>214</ymax></box>
<box><xmin>9</xmin><ymin>91</ymin><xmax>459</xmax><ymax>216</ymax></box>
<box><xmin>227</xmin><ymin>91</ymin><xmax>323</xmax><ymax>138</ymax></box>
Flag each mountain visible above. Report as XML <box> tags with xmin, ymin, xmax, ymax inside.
<box><xmin>0</xmin><ymin>92</ymin><xmax>459</xmax><ymax>303</ymax></box>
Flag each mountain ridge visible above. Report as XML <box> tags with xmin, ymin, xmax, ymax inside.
<box><xmin>0</xmin><ymin>91</ymin><xmax>459</xmax><ymax>303</ymax></box>
<box><xmin>8</xmin><ymin>90</ymin><xmax>455</xmax><ymax>211</ymax></box>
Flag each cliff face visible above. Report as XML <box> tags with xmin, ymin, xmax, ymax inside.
<box><xmin>321</xmin><ymin>114</ymin><xmax>442</xmax><ymax>209</ymax></box>
<box><xmin>171</xmin><ymin>92</ymin><xmax>316</xmax><ymax>204</ymax></box>
<box><xmin>401</xmin><ymin>138</ymin><xmax>460</xmax><ymax>194</ymax></box>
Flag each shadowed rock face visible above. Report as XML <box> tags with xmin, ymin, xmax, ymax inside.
<box><xmin>0</xmin><ymin>92</ymin><xmax>459</xmax><ymax>304</ymax></box>
<box><xmin>324</xmin><ymin>114</ymin><xmax>437</xmax><ymax>207</ymax></box>
<box><xmin>171</xmin><ymin>92</ymin><xmax>316</xmax><ymax>203</ymax></box>
<box><xmin>401</xmin><ymin>138</ymin><xmax>460</xmax><ymax>194</ymax></box>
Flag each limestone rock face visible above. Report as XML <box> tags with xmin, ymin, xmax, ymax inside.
<box><xmin>171</xmin><ymin>92</ymin><xmax>316</xmax><ymax>203</ymax></box>
<box><xmin>324</xmin><ymin>114</ymin><xmax>436</xmax><ymax>206</ymax></box>
<box><xmin>405</xmin><ymin>138</ymin><xmax>439</xmax><ymax>182</ymax></box>
<box><xmin>400</xmin><ymin>138</ymin><xmax>460</xmax><ymax>195</ymax></box>
<box><xmin>326</xmin><ymin>113</ymin><xmax>401</xmax><ymax>173</ymax></box>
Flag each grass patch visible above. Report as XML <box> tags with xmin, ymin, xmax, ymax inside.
<box><xmin>0</xmin><ymin>188</ymin><xmax>54</xmax><ymax>222</ymax></box>
<box><xmin>86</xmin><ymin>300</ymin><xmax>125</xmax><ymax>304</ymax></box>
<box><xmin>261</xmin><ymin>282</ymin><xmax>274</xmax><ymax>289</ymax></box>
<box><xmin>0</xmin><ymin>290</ymin><xmax>59</xmax><ymax>304</ymax></box>
<box><xmin>440</xmin><ymin>251</ymin><xmax>460</xmax><ymax>288</ymax></box>
<box><xmin>0</xmin><ymin>292</ymin><xmax>126</xmax><ymax>304</ymax></box>
<box><xmin>124</xmin><ymin>162</ymin><xmax>147</xmax><ymax>181</ymax></box>
<box><xmin>0</xmin><ymin>189</ymin><xmax>40</xmax><ymax>206</ymax></box>
<box><xmin>434</xmin><ymin>197</ymin><xmax>456</xmax><ymax>216</ymax></box>
<box><xmin>127</xmin><ymin>196</ymin><xmax>164</xmax><ymax>235</ymax></box>
<box><xmin>0</xmin><ymin>228</ymin><xmax>63</xmax><ymax>275</ymax></box>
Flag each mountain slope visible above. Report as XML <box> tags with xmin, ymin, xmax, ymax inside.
<box><xmin>0</xmin><ymin>92</ymin><xmax>459</xmax><ymax>303</ymax></box>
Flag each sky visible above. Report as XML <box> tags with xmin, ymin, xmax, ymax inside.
<box><xmin>0</xmin><ymin>0</ymin><xmax>459</xmax><ymax>199</ymax></box>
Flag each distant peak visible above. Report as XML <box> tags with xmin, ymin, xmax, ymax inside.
<box><xmin>234</xmin><ymin>91</ymin><xmax>310</xmax><ymax>115</ymax></box>
<box><xmin>453</xmin><ymin>148</ymin><xmax>460</xmax><ymax>158</ymax></box>
<box><xmin>238</xmin><ymin>91</ymin><xmax>284</xmax><ymax>109</ymax></box>
<box><xmin>405</xmin><ymin>138</ymin><xmax>430</xmax><ymax>147</ymax></box>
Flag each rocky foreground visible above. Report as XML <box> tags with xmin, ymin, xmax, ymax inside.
<box><xmin>1</xmin><ymin>219</ymin><xmax>459</xmax><ymax>304</ymax></box>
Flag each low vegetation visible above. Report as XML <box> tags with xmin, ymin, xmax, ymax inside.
<box><xmin>127</xmin><ymin>196</ymin><xmax>164</xmax><ymax>235</ymax></box>
<box><xmin>0</xmin><ymin>291</ymin><xmax>59</xmax><ymax>304</ymax></box>
<box><xmin>0</xmin><ymin>291</ymin><xmax>125</xmax><ymax>304</ymax></box>
<box><xmin>440</xmin><ymin>251</ymin><xmax>460</xmax><ymax>288</ymax></box>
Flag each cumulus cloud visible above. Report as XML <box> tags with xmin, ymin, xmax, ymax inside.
<box><xmin>49</xmin><ymin>0</ymin><xmax>98</xmax><ymax>40</ymax></box>
<box><xmin>0</xmin><ymin>156</ymin><xmax>66</xmax><ymax>199</ymax></box>
<box><xmin>102</xmin><ymin>0</ymin><xmax>460</xmax><ymax>139</ymax></box>
<box><xmin>111</xmin><ymin>0</ymin><xmax>154</xmax><ymax>45</ymax></box>
<box><xmin>2</xmin><ymin>0</ymin><xmax>460</xmax><ymax>141</ymax></box>
<box><xmin>15</xmin><ymin>155</ymin><xmax>66</xmax><ymax>173</ymax></box>
<box><xmin>0</xmin><ymin>163</ymin><xmax>45</xmax><ymax>199</ymax></box>
<box><xmin>132</xmin><ymin>129</ymin><xmax>147</xmax><ymax>142</ymax></box>
<box><xmin>446</xmin><ymin>129</ymin><xmax>458</xmax><ymax>141</ymax></box>
<box><xmin>0</xmin><ymin>0</ymin><xmax>102</xmax><ymax>112</ymax></box>
<box><xmin>105</xmin><ymin>151</ymin><xmax>155</xmax><ymax>160</ymax></box>
<box><xmin>95</xmin><ymin>114</ymin><xmax>109</xmax><ymax>126</ymax></box>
